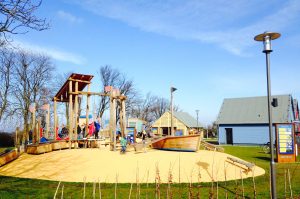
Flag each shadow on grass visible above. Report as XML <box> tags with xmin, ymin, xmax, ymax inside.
<box><xmin>254</xmin><ymin>156</ymin><xmax>270</xmax><ymax>161</ymax></box>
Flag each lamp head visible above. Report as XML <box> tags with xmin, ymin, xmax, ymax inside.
<box><xmin>254</xmin><ymin>32</ymin><xmax>281</xmax><ymax>53</ymax></box>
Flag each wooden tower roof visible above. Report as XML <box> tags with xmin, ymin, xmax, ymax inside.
<box><xmin>53</xmin><ymin>73</ymin><xmax>94</xmax><ymax>102</ymax></box>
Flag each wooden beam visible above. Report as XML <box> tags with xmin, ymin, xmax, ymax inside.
<box><xmin>54</xmin><ymin>100</ymin><xmax>57</xmax><ymax>140</ymax></box>
<box><xmin>32</xmin><ymin>103</ymin><xmax>36</xmax><ymax>144</ymax></box>
<box><xmin>74</xmin><ymin>81</ymin><xmax>79</xmax><ymax>141</ymax></box>
<box><xmin>68</xmin><ymin>78</ymin><xmax>91</xmax><ymax>84</ymax></box>
<box><xmin>121</xmin><ymin>99</ymin><xmax>126</xmax><ymax>137</ymax></box>
<box><xmin>15</xmin><ymin>127</ymin><xmax>19</xmax><ymax>148</ymax></box>
<box><xmin>69</xmin><ymin>80</ymin><xmax>73</xmax><ymax>148</ymax></box>
<box><xmin>70</xmin><ymin>91</ymin><xmax>109</xmax><ymax>97</ymax></box>
<box><xmin>109</xmin><ymin>91</ymin><xmax>117</xmax><ymax>151</ymax></box>
<box><xmin>46</xmin><ymin>104</ymin><xmax>50</xmax><ymax>139</ymax></box>
<box><xmin>86</xmin><ymin>84</ymin><xmax>91</xmax><ymax>138</ymax></box>
<box><xmin>38</xmin><ymin>117</ymin><xmax>41</xmax><ymax>142</ymax></box>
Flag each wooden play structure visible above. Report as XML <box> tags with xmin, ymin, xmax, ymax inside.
<box><xmin>201</xmin><ymin>140</ymin><xmax>224</xmax><ymax>152</ymax></box>
<box><xmin>0</xmin><ymin>149</ymin><xmax>19</xmax><ymax>167</ymax></box>
<box><xmin>26</xmin><ymin>73</ymin><xmax>127</xmax><ymax>153</ymax></box>
<box><xmin>226</xmin><ymin>157</ymin><xmax>255</xmax><ymax>173</ymax></box>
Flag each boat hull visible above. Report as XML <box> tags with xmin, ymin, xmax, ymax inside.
<box><xmin>151</xmin><ymin>135</ymin><xmax>201</xmax><ymax>152</ymax></box>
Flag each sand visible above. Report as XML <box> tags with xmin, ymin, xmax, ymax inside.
<box><xmin>0</xmin><ymin>147</ymin><xmax>265</xmax><ymax>183</ymax></box>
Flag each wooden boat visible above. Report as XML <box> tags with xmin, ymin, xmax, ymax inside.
<box><xmin>26</xmin><ymin>143</ymin><xmax>53</xmax><ymax>154</ymax></box>
<box><xmin>0</xmin><ymin>148</ymin><xmax>19</xmax><ymax>167</ymax></box>
<box><xmin>151</xmin><ymin>135</ymin><xmax>201</xmax><ymax>152</ymax></box>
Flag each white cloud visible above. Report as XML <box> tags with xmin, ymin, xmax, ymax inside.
<box><xmin>57</xmin><ymin>10</ymin><xmax>83</xmax><ymax>24</ymax></box>
<box><xmin>13</xmin><ymin>40</ymin><xmax>86</xmax><ymax>65</ymax></box>
<box><xmin>74</xmin><ymin>0</ymin><xmax>300</xmax><ymax>56</ymax></box>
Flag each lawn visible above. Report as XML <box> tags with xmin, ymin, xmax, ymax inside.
<box><xmin>0</xmin><ymin>146</ymin><xmax>299</xmax><ymax>198</ymax></box>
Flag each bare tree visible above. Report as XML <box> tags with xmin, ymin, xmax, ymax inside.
<box><xmin>152</xmin><ymin>97</ymin><xmax>169</xmax><ymax>119</ymax></box>
<box><xmin>97</xmin><ymin>65</ymin><xmax>139</xmax><ymax>121</ymax></box>
<box><xmin>53</xmin><ymin>72</ymin><xmax>73</xmax><ymax>126</ymax></box>
<box><xmin>12</xmin><ymin>50</ymin><xmax>54</xmax><ymax>143</ymax></box>
<box><xmin>0</xmin><ymin>47</ymin><xmax>15</xmax><ymax>121</ymax></box>
<box><xmin>0</xmin><ymin>0</ymin><xmax>49</xmax><ymax>45</ymax></box>
<box><xmin>129</xmin><ymin>93</ymin><xmax>181</xmax><ymax>126</ymax></box>
<box><xmin>129</xmin><ymin>93</ymin><xmax>157</xmax><ymax>123</ymax></box>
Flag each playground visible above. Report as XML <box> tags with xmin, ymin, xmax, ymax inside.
<box><xmin>0</xmin><ymin>73</ymin><xmax>265</xmax><ymax>191</ymax></box>
<box><xmin>0</xmin><ymin>146</ymin><xmax>265</xmax><ymax>183</ymax></box>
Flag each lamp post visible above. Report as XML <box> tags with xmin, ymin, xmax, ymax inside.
<box><xmin>170</xmin><ymin>87</ymin><xmax>177</xmax><ymax>136</ymax></box>
<box><xmin>254</xmin><ymin>31</ymin><xmax>281</xmax><ymax>199</ymax></box>
<box><xmin>196</xmin><ymin>110</ymin><xmax>199</xmax><ymax>132</ymax></box>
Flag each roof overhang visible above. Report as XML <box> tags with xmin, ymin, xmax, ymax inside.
<box><xmin>53</xmin><ymin>73</ymin><xmax>94</xmax><ymax>102</ymax></box>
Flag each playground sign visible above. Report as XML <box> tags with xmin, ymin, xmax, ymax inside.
<box><xmin>276</xmin><ymin>124</ymin><xmax>296</xmax><ymax>163</ymax></box>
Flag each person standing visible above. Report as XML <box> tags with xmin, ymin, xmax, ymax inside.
<box><xmin>142</xmin><ymin>130</ymin><xmax>147</xmax><ymax>152</ymax></box>
<box><xmin>120</xmin><ymin>136</ymin><xmax>127</xmax><ymax>153</ymax></box>
<box><xmin>94</xmin><ymin>121</ymin><xmax>100</xmax><ymax>139</ymax></box>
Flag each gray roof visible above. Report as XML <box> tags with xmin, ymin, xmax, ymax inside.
<box><xmin>173</xmin><ymin>111</ymin><xmax>201</xmax><ymax>128</ymax></box>
<box><xmin>216</xmin><ymin>95</ymin><xmax>293</xmax><ymax>124</ymax></box>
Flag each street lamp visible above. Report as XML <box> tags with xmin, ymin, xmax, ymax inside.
<box><xmin>254</xmin><ymin>31</ymin><xmax>281</xmax><ymax>199</ymax></box>
<box><xmin>170</xmin><ymin>87</ymin><xmax>177</xmax><ymax>136</ymax></box>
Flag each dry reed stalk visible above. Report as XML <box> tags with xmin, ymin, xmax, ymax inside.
<box><xmin>188</xmin><ymin>170</ymin><xmax>193</xmax><ymax>199</ymax></box>
<box><xmin>188</xmin><ymin>182</ymin><xmax>193</xmax><ymax>199</ymax></box>
<box><xmin>252</xmin><ymin>167</ymin><xmax>257</xmax><ymax>199</ymax></box>
<box><xmin>93</xmin><ymin>180</ymin><xmax>96</xmax><ymax>199</ymax></box>
<box><xmin>197</xmin><ymin>167</ymin><xmax>201</xmax><ymax>199</ymax></box>
<box><xmin>234</xmin><ymin>163</ymin><xmax>239</xmax><ymax>199</ymax></box>
<box><xmin>61</xmin><ymin>184</ymin><xmax>64</xmax><ymax>199</ymax></box>
<box><xmin>210</xmin><ymin>148</ymin><xmax>217</xmax><ymax>198</ymax></box>
<box><xmin>284</xmin><ymin>169</ymin><xmax>287</xmax><ymax>199</ymax></box>
<box><xmin>115</xmin><ymin>173</ymin><xmax>118</xmax><ymax>199</ymax></box>
<box><xmin>269</xmin><ymin>166</ymin><xmax>271</xmax><ymax>198</ymax></box>
<box><xmin>288</xmin><ymin>169</ymin><xmax>293</xmax><ymax>198</ymax></box>
<box><xmin>53</xmin><ymin>181</ymin><xmax>61</xmax><ymax>199</ymax></box>
<box><xmin>129</xmin><ymin>181</ymin><xmax>133</xmax><ymax>199</ymax></box>
<box><xmin>98</xmin><ymin>178</ymin><xmax>102</xmax><ymax>199</ymax></box>
<box><xmin>224</xmin><ymin>162</ymin><xmax>228</xmax><ymax>199</ymax></box>
<box><xmin>146</xmin><ymin>170</ymin><xmax>149</xmax><ymax>199</ymax></box>
<box><xmin>155</xmin><ymin>163</ymin><xmax>161</xmax><ymax>199</ymax></box>
<box><xmin>240</xmin><ymin>170</ymin><xmax>244</xmax><ymax>199</ymax></box>
<box><xmin>136</xmin><ymin>164</ymin><xmax>140</xmax><ymax>199</ymax></box>
<box><xmin>216</xmin><ymin>179</ymin><xmax>219</xmax><ymax>199</ymax></box>
<box><xmin>83</xmin><ymin>177</ymin><xmax>86</xmax><ymax>199</ymax></box>
<box><xmin>167</xmin><ymin>163</ymin><xmax>173</xmax><ymax>199</ymax></box>
<box><xmin>178</xmin><ymin>153</ymin><xmax>182</xmax><ymax>198</ymax></box>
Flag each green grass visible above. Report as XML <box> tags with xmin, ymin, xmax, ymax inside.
<box><xmin>0</xmin><ymin>146</ymin><xmax>299</xmax><ymax>198</ymax></box>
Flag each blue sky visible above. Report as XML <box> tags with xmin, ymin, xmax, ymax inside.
<box><xmin>12</xmin><ymin>0</ymin><xmax>300</xmax><ymax>125</ymax></box>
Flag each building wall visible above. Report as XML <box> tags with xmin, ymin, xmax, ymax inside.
<box><xmin>127</xmin><ymin>118</ymin><xmax>146</xmax><ymax>133</ymax></box>
<box><xmin>152</xmin><ymin>112</ymin><xmax>188</xmax><ymax>135</ymax></box>
<box><xmin>218</xmin><ymin>125</ymin><xmax>276</xmax><ymax>145</ymax></box>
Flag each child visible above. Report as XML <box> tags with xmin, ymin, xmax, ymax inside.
<box><xmin>120</xmin><ymin>136</ymin><xmax>127</xmax><ymax>153</ymax></box>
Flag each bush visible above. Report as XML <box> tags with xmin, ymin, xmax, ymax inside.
<box><xmin>0</xmin><ymin>132</ymin><xmax>14</xmax><ymax>147</ymax></box>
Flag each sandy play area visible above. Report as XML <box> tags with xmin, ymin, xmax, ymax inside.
<box><xmin>0</xmin><ymin>147</ymin><xmax>265</xmax><ymax>183</ymax></box>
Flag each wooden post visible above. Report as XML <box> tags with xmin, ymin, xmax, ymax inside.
<box><xmin>38</xmin><ymin>117</ymin><xmax>41</xmax><ymax>142</ymax></box>
<box><xmin>54</xmin><ymin>99</ymin><xmax>57</xmax><ymax>140</ymax></box>
<box><xmin>46</xmin><ymin>104</ymin><xmax>50</xmax><ymax>139</ymax></box>
<box><xmin>75</xmin><ymin>81</ymin><xmax>79</xmax><ymax>141</ymax></box>
<box><xmin>35</xmin><ymin>122</ymin><xmax>39</xmax><ymax>144</ymax></box>
<box><xmin>121</xmin><ymin>98</ymin><xmax>126</xmax><ymax>137</ymax></box>
<box><xmin>15</xmin><ymin>127</ymin><xmax>19</xmax><ymax>148</ymax></box>
<box><xmin>69</xmin><ymin>80</ymin><xmax>73</xmax><ymax>148</ymax></box>
<box><xmin>32</xmin><ymin>103</ymin><xmax>36</xmax><ymax>144</ymax></box>
<box><xmin>134</xmin><ymin>128</ymin><xmax>137</xmax><ymax>143</ymax></box>
<box><xmin>119</xmin><ymin>100</ymin><xmax>123</xmax><ymax>138</ymax></box>
<box><xmin>86</xmin><ymin>83</ymin><xmax>91</xmax><ymax>138</ymax></box>
<box><xmin>109</xmin><ymin>90</ymin><xmax>117</xmax><ymax>151</ymax></box>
